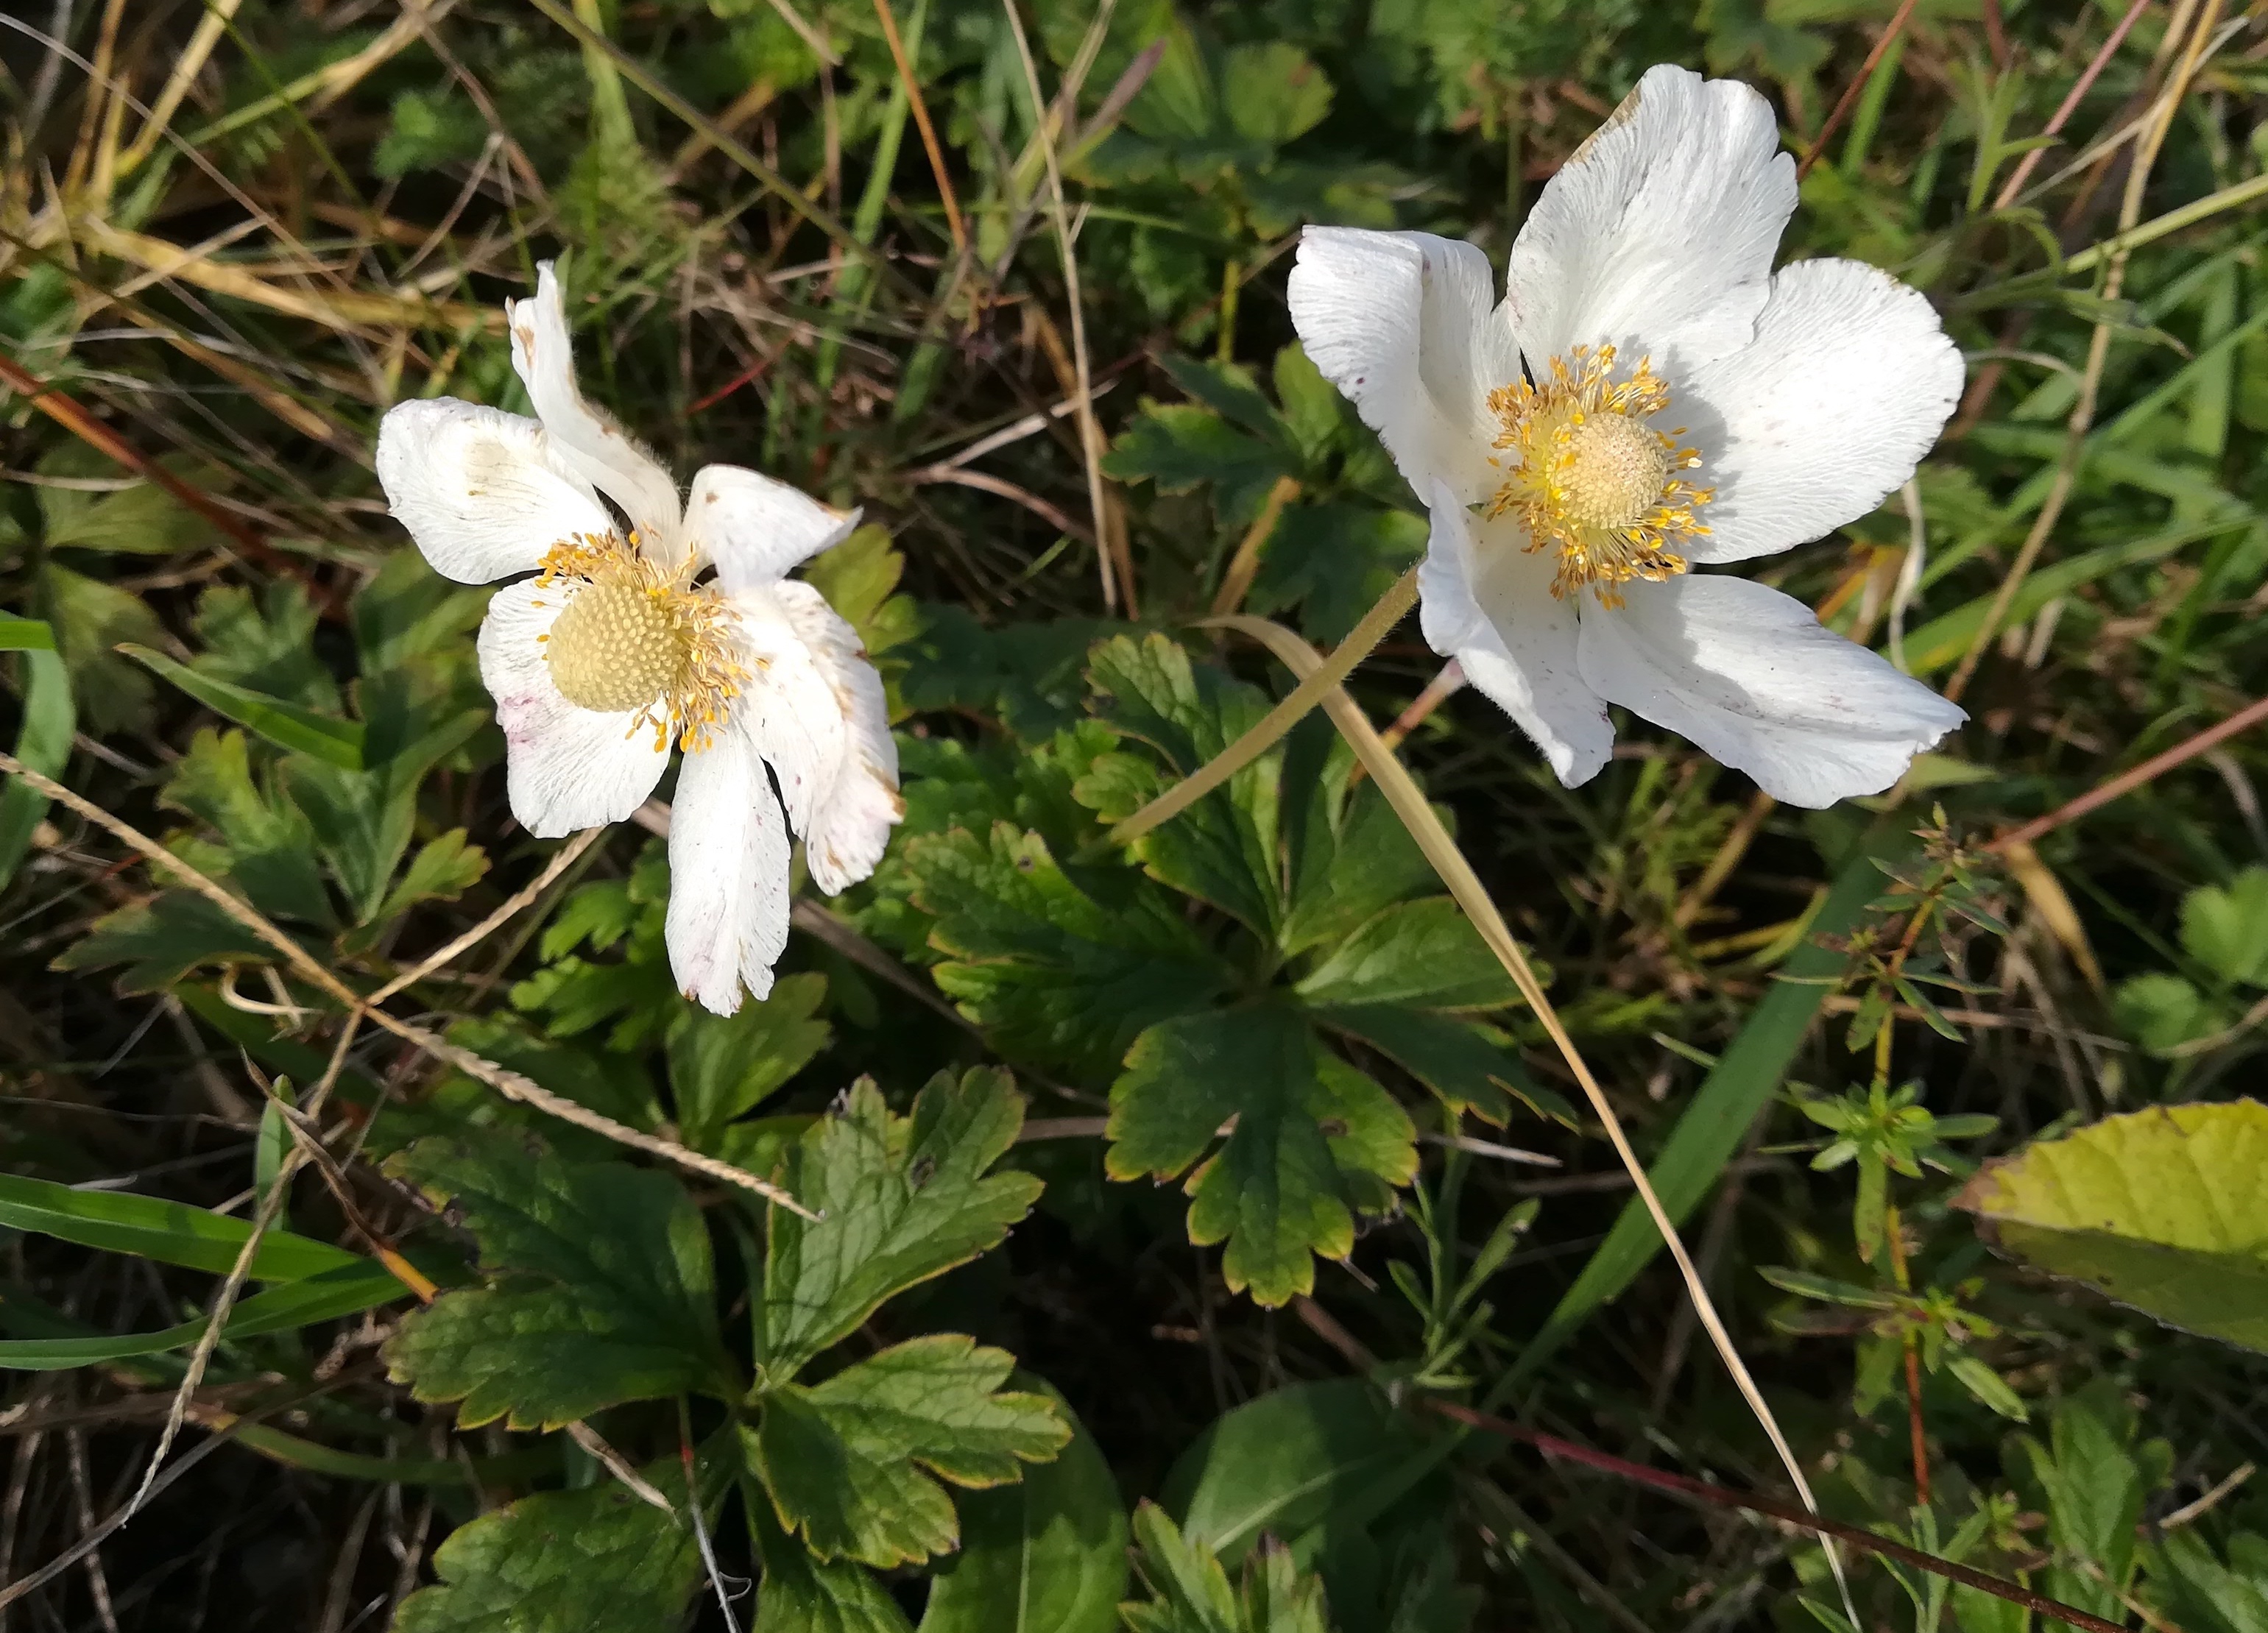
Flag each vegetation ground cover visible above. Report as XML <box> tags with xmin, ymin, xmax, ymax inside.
<box><xmin>7</xmin><ymin>0</ymin><xmax>2268</xmax><ymax>1629</ymax></box>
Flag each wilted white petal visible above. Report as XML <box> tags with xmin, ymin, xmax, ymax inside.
<box><xmin>665</xmin><ymin>718</ymin><xmax>791</xmax><ymax>1016</ymax></box>
<box><xmin>1420</xmin><ymin>483</ymin><xmax>1614</xmax><ymax>786</ymax></box>
<box><xmin>683</xmin><ymin>465</ymin><xmax>861</xmax><ymax>594</ymax></box>
<box><xmin>476</xmin><ymin>580</ymin><xmax>669</xmax><ymax>837</ymax></box>
<box><xmin>1287</xmin><ymin>227</ymin><xmax>1520</xmax><ymax>503</ymax></box>
<box><xmin>768</xmin><ymin>581</ymin><xmax>901</xmax><ymax>893</ymax></box>
<box><xmin>506</xmin><ymin>261</ymin><xmax>683</xmax><ymax>550</ymax></box>
<box><xmin>1680</xmin><ymin>258</ymin><xmax>1965</xmax><ymax>565</ymax></box>
<box><xmin>726</xmin><ymin>587</ymin><xmax>848</xmax><ymax>841</ymax></box>
<box><xmin>1575</xmin><ymin>575</ymin><xmax>1965</xmax><ymax>808</ymax></box>
<box><xmin>375</xmin><ymin>400</ymin><xmax>612</xmax><ymax>584</ymax></box>
<box><xmin>1508</xmin><ymin>64</ymin><xmax>1794</xmax><ymax>375</ymax></box>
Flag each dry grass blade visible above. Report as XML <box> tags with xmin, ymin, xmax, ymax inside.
<box><xmin>1201</xmin><ymin>612</ymin><xmax>1859</xmax><ymax>1624</ymax></box>
<box><xmin>365</xmin><ymin>829</ymin><xmax>603</xmax><ymax>1007</ymax></box>
<box><xmin>1094</xmin><ymin>565</ymin><xmax>1419</xmax><ymax>854</ymax></box>
<box><xmin>872</xmin><ymin>0</ymin><xmax>966</xmax><ymax>252</ymax></box>
<box><xmin>0</xmin><ymin>754</ymin><xmax>816</xmax><ymax>1216</ymax></box>
<box><xmin>1000</xmin><ymin>0</ymin><xmax>1126</xmax><ymax>613</ymax></box>
<box><xmin>1947</xmin><ymin>0</ymin><xmax>2224</xmax><ymax>703</ymax></box>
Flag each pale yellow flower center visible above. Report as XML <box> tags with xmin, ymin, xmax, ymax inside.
<box><xmin>1486</xmin><ymin>343</ymin><xmax>1714</xmax><ymax>608</ymax></box>
<box><xmin>531</xmin><ymin>532</ymin><xmax>744</xmax><ymax>751</ymax></box>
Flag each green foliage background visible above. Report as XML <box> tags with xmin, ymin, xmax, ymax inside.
<box><xmin>8</xmin><ymin>0</ymin><xmax>2268</xmax><ymax>1629</ymax></box>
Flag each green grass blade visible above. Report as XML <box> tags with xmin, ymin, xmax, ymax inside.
<box><xmin>0</xmin><ymin>618</ymin><xmax>55</xmax><ymax>651</ymax></box>
<box><xmin>120</xmin><ymin>643</ymin><xmax>366</xmax><ymax>769</ymax></box>
<box><xmin>0</xmin><ymin>1260</ymin><xmax>409</xmax><ymax>1370</ymax></box>
<box><xmin>0</xmin><ymin>1172</ymin><xmax>364</xmax><ymax>1280</ymax></box>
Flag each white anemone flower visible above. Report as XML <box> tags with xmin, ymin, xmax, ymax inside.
<box><xmin>374</xmin><ymin>262</ymin><xmax>901</xmax><ymax>1015</ymax></box>
<box><xmin>1288</xmin><ymin>63</ymin><xmax>1967</xmax><ymax>807</ymax></box>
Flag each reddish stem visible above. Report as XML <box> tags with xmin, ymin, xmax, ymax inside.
<box><xmin>1424</xmin><ymin>1398</ymin><xmax>2124</xmax><ymax>1633</ymax></box>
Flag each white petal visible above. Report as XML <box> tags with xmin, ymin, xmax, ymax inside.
<box><xmin>374</xmin><ymin>400</ymin><xmax>613</xmax><ymax>584</ymax></box>
<box><xmin>1679</xmin><ymin>258</ymin><xmax>1964</xmax><ymax>565</ymax></box>
<box><xmin>1419</xmin><ymin>481</ymin><xmax>1614</xmax><ymax>786</ymax></box>
<box><xmin>1286</xmin><ymin>227</ymin><xmax>1521</xmax><ymax>504</ymax></box>
<box><xmin>682</xmin><ymin>464</ymin><xmax>861</xmax><ymax>594</ymax></box>
<box><xmin>506</xmin><ymin>261</ymin><xmax>683</xmax><ymax>550</ymax></box>
<box><xmin>475</xmin><ymin>581</ymin><xmax>670</xmax><ymax>837</ymax></box>
<box><xmin>1507</xmin><ymin>64</ymin><xmax>1795</xmax><ymax>375</ymax></box>
<box><xmin>1575</xmin><ymin>575</ymin><xmax>1966</xmax><ymax>808</ymax></box>
<box><xmin>665</xmin><ymin>718</ymin><xmax>790</xmax><ymax>1016</ymax></box>
<box><xmin>767</xmin><ymin>581</ymin><xmax>902</xmax><ymax>893</ymax></box>
<box><xmin>724</xmin><ymin>586</ymin><xmax>849</xmax><ymax>843</ymax></box>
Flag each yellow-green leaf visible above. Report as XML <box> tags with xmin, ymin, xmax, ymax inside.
<box><xmin>1956</xmin><ymin>1100</ymin><xmax>2268</xmax><ymax>1353</ymax></box>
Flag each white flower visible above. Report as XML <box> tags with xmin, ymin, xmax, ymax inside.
<box><xmin>1287</xmin><ymin>64</ymin><xmax>1967</xmax><ymax>808</ymax></box>
<box><xmin>374</xmin><ymin>262</ymin><xmax>902</xmax><ymax>1015</ymax></box>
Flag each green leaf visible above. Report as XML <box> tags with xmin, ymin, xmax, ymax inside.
<box><xmin>1954</xmin><ymin>1100</ymin><xmax>2268</xmax><ymax>1353</ymax></box>
<box><xmin>1102</xmin><ymin>403</ymin><xmax>1294</xmax><ymax>525</ymax></box>
<box><xmin>44</xmin><ymin>563</ymin><xmax>166</xmax><ymax>733</ymax></box>
<box><xmin>760</xmin><ymin>1071</ymin><xmax>1043</xmax><ymax>1378</ymax></box>
<box><xmin>353</xmin><ymin>545</ymin><xmax>488</xmax><ymax>675</ymax></box>
<box><xmin>1945</xmin><ymin>1354</ymin><xmax>2031</xmax><ymax>1422</ymax></box>
<box><xmin>1219</xmin><ymin>43</ymin><xmax>1332</xmax><ymax>146</ymax></box>
<box><xmin>122</xmin><ymin>643</ymin><xmax>366</xmax><ymax>770</ymax></box>
<box><xmin>52</xmin><ymin>888</ymin><xmax>280</xmax><ymax>991</ymax></box>
<box><xmin>383</xmin><ymin>1134</ymin><xmax>727</xmax><ymax>1428</ymax></box>
<box><xmin>41</xmin><ymin>467</ymin><xmax>223</xmax><ymax>556</ymax></box>
<box><xmin>1313</xmin><ymin>1006</ymin><xmax>1555</xmax><ymax>1127</ymax></box>
<box><xmin>1277</xmin><ymin>756</ymin><xmax>1434</xmax><ymax>959</ymax></box>
<box><xmin>0</xmin><ymin>1259</ymin><xmax>407</xmax><ymax>1370</ymax></box>
<box><xmin>910</xmin><ymin>822</ymin><xmax>1229</xmax><ymax>1075</ymax></box>
<box><xmin>919</xmin><ymin>1388</ymin><xmax>1129</xmax><ymax>1633</ymax></box>
<box><xmin>0</xmin><ymin>626</ymin><xmax>74</xmax><ymax>890</ymax></box>
<box><xmin>2112</xmin><ymin>972</ymin><xmax>2219</xmax><ymax>1052</ymax></box>
<box><xmin>0</xmin><ymin>1172</ymin><xmax>361</xmax><ymax>1280</ymax></box>
<box><xmin>160</xmin><ymin>728</ymin><xmax>334</xmax><ymax>926</ymax></box>
<box><xmin>750</xmin><ymin>1502</ymin><xmax>914</xmax><ymax>1633</ymax></box>
<box><xmin>395</xmin><ymin>1462</ymin><xmax>701</xmax><ymax>1633</ymax></box>
<box><xmin>1106</xmin><ymin>1006</ymin><xmax>1417</xmax><ymax>1307</ymax></box>
<box><xmin>666</xmin><ymin>971</ymin><xmax>830</xmax><ymax>1152</ymax></box>
<box><xmin>370</xmin><ymin>829</ymin><xmax>490</xmax><ymax>927</ymax></box>
<box><xmin>1120</xmin><ymin>1503</ymin><xmax>1333</xmax><ymax>1633</ymax></box>
<box><xmin>2182</xmin><ymin>868</ymin><xmax>2268</xmax><ymax>986</ymax></box>
<box><xmin>373</xmin><ymin>85</ymin><xmax>490</xmax><ymax>179</ymax></box>
<box><xmin>1082</xmin><ymin>634</ymin><xmax>1282</xmax><ymax>935</ymax></box>
<box><xmin>1293</xmin><ymin>899</ymin><xmax>1518</xmax><ymax>1013</ymax></box>
<box><xmin>805</xmin><ymin>525</ymin><xmax>920</xmax><ymax>659</ymax></box>
<box><xmin>749</xmin><ymin>1333</ymin><xmax>1071</xmax><ymax>1568</ymax></box>
<box><xmin>1163</xmin><ymin>1379</ymin><xmax>1419</xmax><ymax>1568</ymax></box>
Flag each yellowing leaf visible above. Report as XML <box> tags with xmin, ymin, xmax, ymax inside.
<box><xmin>760</xmin><ymin>1070</ymin><xmax>1044</xmax><ymax>1377</ymax></box>
<box><xmin>1956</xmin><ymin>1100</ymin><xmax>2268</xmax><ymax>1353</ymax></box>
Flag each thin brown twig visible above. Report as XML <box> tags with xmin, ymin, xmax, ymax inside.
<box><xmin>1421</xmin><ymin>1399</ymin><xmax>2130</xmax><ymax>1633</ymax></box>
<box><xmin>0</xmin><ymin>353</ymin><xmax>298</xmax><ymax>580</ymax></box>
<box><xmin>1993</xmin><ymin>0</ymin><xmax>2156</xmax><ymax>210</ymax></box>
<box><xmin>871</xmin><ymin>0</ymin><xmax>965</xmax><ymax>253</ymax></box>
<box><xmin>1797</xmin><ymin>0</ymin><xmax>1924</xmax><ymax>180</ymax></box>
<box><xmin>1989</xmin><ymin>694</ymin><xmax>2268</xmax><ymax>853</ymax></box>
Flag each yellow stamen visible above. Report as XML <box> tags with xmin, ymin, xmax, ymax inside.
<box><xmin>1485</xmin><ymin>343</ymin><xmax>1713</xmax><ymax>609</ymax></box>
<box><xmin>532</xmin><ymin>531</ymin><xmax>745</xmax><ymax>752</ymax></box>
